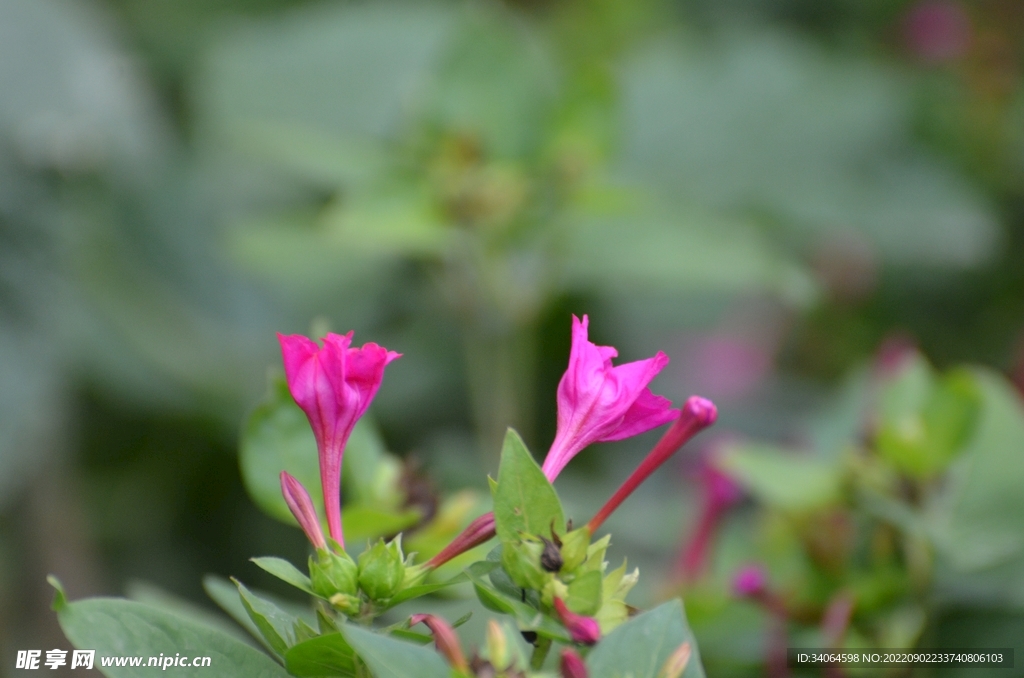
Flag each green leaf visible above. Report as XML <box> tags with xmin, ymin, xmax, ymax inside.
<box><xmin>204</xmin><ymin>575</ymin><xmax>264</xmax><ymax>646</ymax></box>
<box><xmin>342</xmin><ymin>624</ymin><xmax>450</xmax><ymax>678</ymax></box>
<box><xmin>587</xmin><ymin>599</ymin><xmax>706</xmax><ymax>678</ymax></box>
<box><xmin>464</xmin><ymin>567</ymin><xmax>570</xmax><ymax>642</ymax></box>
<box><xmin>285</xmin><ymin>633</ymin><xmax>358</xmax><ymax>677</ymax></box>
<box><xmin>385</xmin><ymin>571</ymin><xmax>470</xmax><ymax>608</ymax></box>
<box><xmin>125</xmin><ymin>580</ymin><xmax>256</xmax><ymax>646</ymax></box>
<box><xmin>493</xmin><ymin>428</ymin><xmax>564</xmax><ymax>542</ymax></box>
<box><xmin>234</xmin><ymin>579</ymin><xmax>297</xmax><ymax>656</ymax></box>
<box><xmin>251</xmin><ymin>557</ymin><xmax>315</xmax><ymax>596</ymax></box>
<box><xmin>931</xmin><ymin>369</ymin><xmax>1024</xmax><ymax>570</ymax></box>
<box><xmin>55</xmin><ymin>594</ymin><xmax>289</xmax><ymax>678</ymax></box>
<box><xmin>566</xmin><ymin>570</ymin><xmax>603</xmax><ymax>616</ymax></box>
<box><xmin>720</xmin><ymin>444</ymin><xmax>841</xmax><ymax>510</ymax></box>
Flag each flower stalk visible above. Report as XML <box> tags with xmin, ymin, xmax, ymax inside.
<box><xmin>587</xmin><ymin>396</ymin><xmax>717</xmax><ymax>533</ymax></box>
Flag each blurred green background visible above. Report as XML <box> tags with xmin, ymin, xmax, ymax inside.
<box><xmin>2</xmin><ymin>0</ymin><xmax>1023</xmax><ymax>674</ymax></box>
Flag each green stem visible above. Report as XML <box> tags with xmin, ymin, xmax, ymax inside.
<box><xmin>530</xmin><ymin>636</ymin><xmax>552</xmax><ymax>671</ymax></box>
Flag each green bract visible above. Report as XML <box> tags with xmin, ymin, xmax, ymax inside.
<box><xmin>310</xmin><ymin>550</ymin><xmax>359</xmax><ymax>599</ymax></box>
<box><xmin>358</xmin><ymin>538</ymin><xmax>406</xmax><ymax>602</ymax></box>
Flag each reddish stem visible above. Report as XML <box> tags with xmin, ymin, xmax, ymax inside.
<box><xmin>587</xmin><ymin>397</ymin><xmax>717</xmax><ymax>533</ymax></box>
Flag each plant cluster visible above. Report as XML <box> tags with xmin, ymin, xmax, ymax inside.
<box><xmin>52</xmin><ymin>316</ymin><xmax>716</xmax><ymax>678</ymax></box>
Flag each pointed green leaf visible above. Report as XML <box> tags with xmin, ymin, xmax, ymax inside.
<box><xmin>204</xmin><ymin>575</ymin><xmax>264</xmax><ymax>645</ymax></box>
<box><xmin>234</xmin><ymin>579</ymin><xmax>297</xmax><ymax>656</ymax></box>
<box><xmin>587</xmin><ymin>600</ymin><xmax>705</xmax><ymax>678</ymax></box>
<box><xmin>285</xmin><ymin>632</ymin><xmax>358</xmax><ymax>677</ymax></box>
<box><xmin>493</xmin><ymin>428</ymin><xmax>564</xmax><ymax>542</ymax></box>
<box><xmin>251</xmin><ymin>557</ymin><xmax>315</xmax><ymax>596</ymax></box>
<box><xmin>342</xmin><ymin>624</ymin><xmax>450</xmax><ymax>678</ymax></box>
<box><xmin>56</xmin><ymin>596</ymin><xmax>289</xmax><ymax>678</ymax></box>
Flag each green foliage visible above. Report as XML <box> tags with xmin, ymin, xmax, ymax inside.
<box><xmin>235</xmin><ymin>578</ymin><xmax>299</xmax><ymax>656</ymax></box>
<box><xmin>252</xmin><ymin>557</ymin><xmax>315</xmax><ymax>597</ymax></box>
<box><xmin>492</xmin><ymin>428</ymin><xmax>565</xmax><ymax>542</ymax></box>
<box><xmin>931</xmin><ymin>369</ymin><xmax>1024</xmax><ymax>572</ymax></box>
<box><xmin>875</xmin><ymin>356</ymin><xmax>981</xmax><ymax>478</ymax></box>
<box><xmin>720</xmin><ymin>444</ymin><xmax>842</xmax><ymax>510</ymax></box>
<box><xmin>342</xmin><ymin>625</ymin><xmax>450</xmax><ymax>678</ymax></box>
<box><xmin>284</xmin><ymin>633</ymin><xmax>357</xmax><ymax>678</ymax></box>
<box><xmin>53</xmin><ymin>580</ymin><xmax>291</xmax><ymax>678</ymax></box>
<box><xmin>587</xmin><ymin>600</ymin><xmax>705</xmax><ymax>678</ymax></box>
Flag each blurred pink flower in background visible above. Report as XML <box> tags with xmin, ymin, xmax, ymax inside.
<box><xmin>676</xmin><ymin>450</ymin><xmax>744</xmax><ymax>582</ymax></box>
<box><xmin>904</xmin><ymin>1</ymin><xmax>972</xmax><ymax>64</ymax></box>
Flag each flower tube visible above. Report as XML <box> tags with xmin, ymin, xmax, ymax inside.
<box><xmin>279</xmin><ymin>332</ymin><xmax>400</xmax><ymax>548</ymax></box>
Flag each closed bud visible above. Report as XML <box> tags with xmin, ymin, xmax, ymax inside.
<box><xmin>560</xmin><ymin>527</ymin><xmax>591</xmax><ymax>572</ymax></box>
<box><xmin>553</xmin><ymin>597</ymin><xmax>601</xmax><ymax>645</ymax></box>
<box><xmin>358</xmin><ymin>539</ymin><xmax>405</xmax><ymax>601</ymax></box>
<box><xmin>560</xmin><ymin>648</ymin><xmax>589</xmax><ymax>678</ymax></box>
<box><xmin>309</xmin><ymin>550</ymin><xmax>359</xmax><ymax>599</ymax></box>
<box><xmin>485</xmin><ymin>620</ymin><xmax>510</xmax><ymax>671</ymax></box>
<box><xmin>410</xmin><ymin>614</ymin><xmax>469</xmax><ymax>673</ymax></box>
<box><xmin>501</xmin><ymin>539</ymin><xmax>548</xmax><ymax>590</ymax></box>
<box><xmin>658</xmin><ymin>642</ymin><xmax>692</xmax><ymax>678</ymax></box>
<box><xmin>329</xmin><ymin>592</ymin><xmax>361</xmax><ymax>616</ymax></box>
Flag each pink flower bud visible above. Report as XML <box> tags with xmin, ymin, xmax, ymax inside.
<box><xmin>410</xmin><ymin>614</ymin><xmax>468</xmax><ymax>672</ymax></box>
<box><xmin>553</xmin><ymin>598</ymin><xmax>601</xmax><ymax>645</ymax></box>
<box><xmin>278</xmin><ymin>332</ymin><xmax>400</xmax><ymax>548</ymax></box>
<box><xmin>426</xmin><ymin>512</ymin><xmax>496</xmax><ymax>569</ymax></box>
<box><xmin>587</xmin><ymin>396</ymin><xmax>717</xmax><ymax>533</ymax></box>
<box><xmin>280</xmin><ymin>472</ymin><xmax>326</xmax><ymax>551</ymax></box>
<box><xmin>541</xmin><ymin>315</ymin><xmax>679</xmax><ymax>481</ymax></box>
<box><xmin>732</xmin><ymin>564</ymin><xmax>768</xmax><ymax>598</ymax></box>
<box><xmin>560</xmin><ymin>648</ymin><xmax>589</xmax><ymax>678</ymax></box>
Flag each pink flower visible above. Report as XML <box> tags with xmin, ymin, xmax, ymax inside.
<box><xmin>541</xmin><ymin>315</ymin><xmax>678</xmax><ymax>481</ymax></box>
<box><xmin>732</xmin><ymin>564</ymin><xmax>768</xmax><ymax>598</ymax></box>
<box><xmin>904</xmin><ymin>1</ymin><xmax>971</xmax><ymax>64</ymax></box>
<box><xmin>280</xmin><ymin>471</ymin><xmax>326</xmax><ymax>551</ymax></box>
<box><xmin>278</xmin><ymin>331</ymin><xmax>400</xmax><ymax>548</ymax></box>
<box><xmin>560</xmin><ymin>648</ymin><xmax>589</xmax><ymax>678</ymax></box>
<box><xmin>553</xmin><ymin>597</ymin><xmax>601</xmax><ymax>645</ymax></box>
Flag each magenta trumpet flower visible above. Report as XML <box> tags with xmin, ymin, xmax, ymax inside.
<box><xmin>280</xmin><ymin>471</ymin><xmax>327</xmax><ymax>551</ymax></box>
<box><xmin>278</xmin><ymin>331</ymin><xmax>400</xmax><ymax>548</ymax></box>
<box><xmin>429</xmin><ymin>315</ymin><xmax>680</xmax><ymax>568</ymax></box>
<box><xmin>542</xmin><ymin>315</ymin><xmax>679</xmax><ymax>481</ymax></box>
